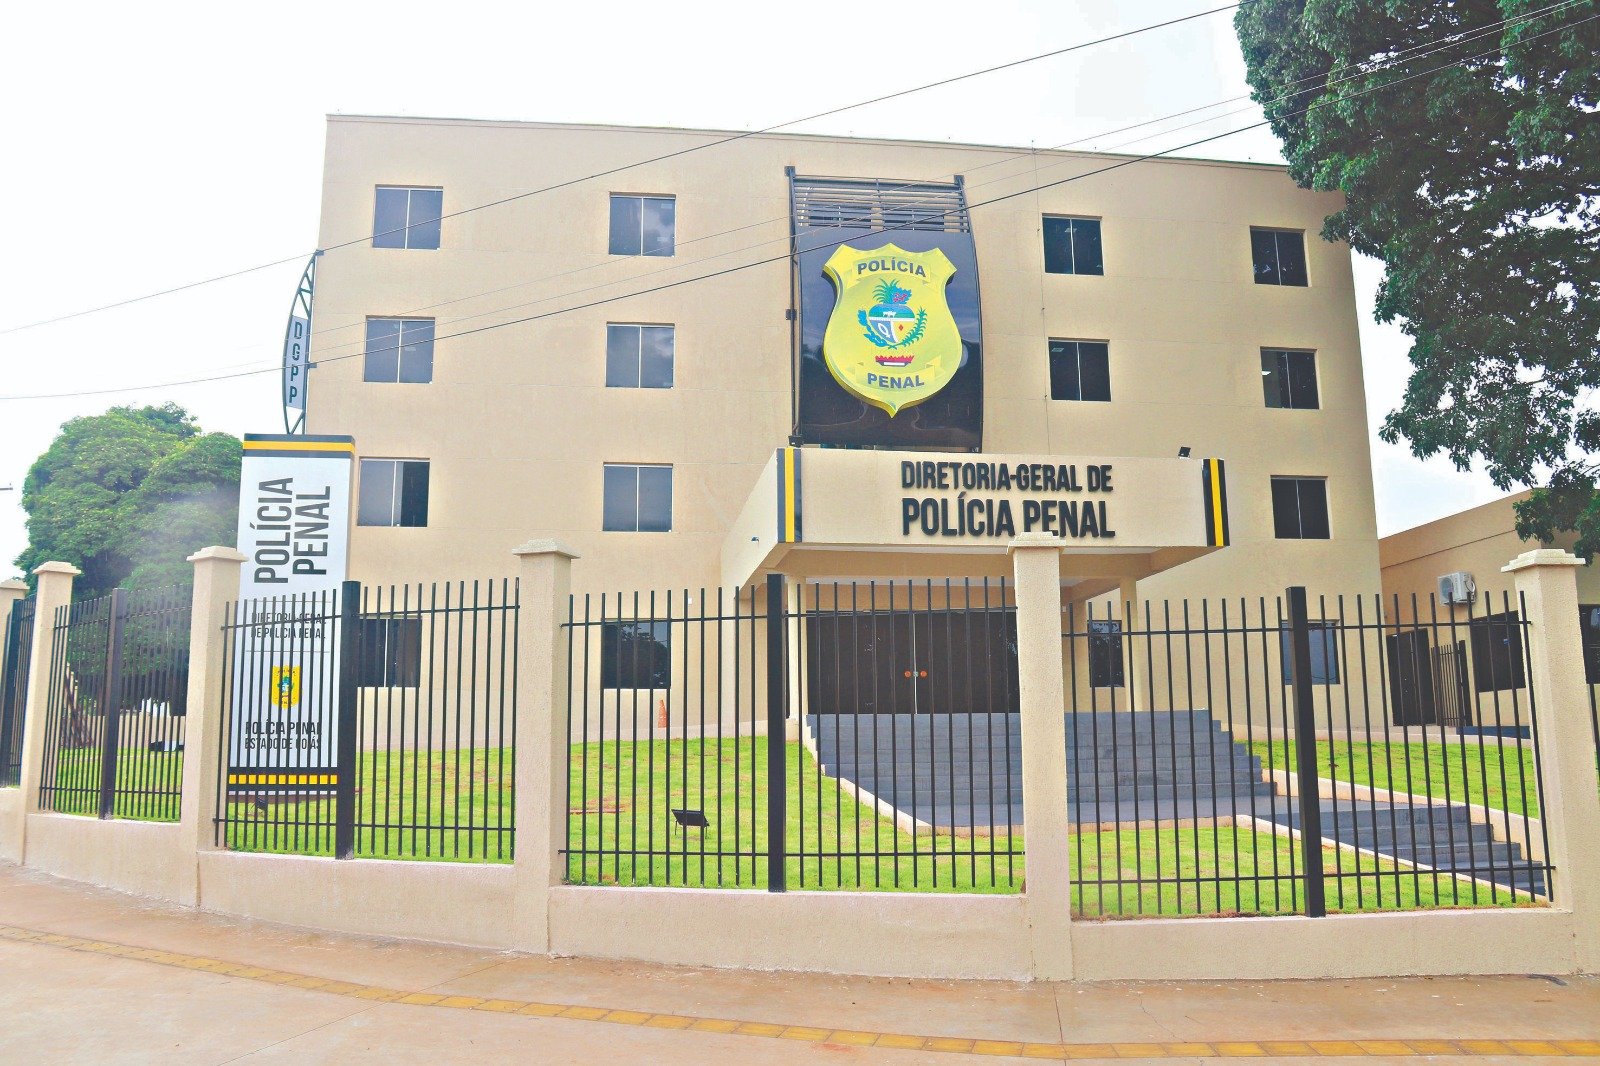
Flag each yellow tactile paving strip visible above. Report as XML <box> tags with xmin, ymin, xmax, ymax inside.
<box><xmin>2</xmin><ymin>923</ymin><xmax>1596</xmax><ymax>1059</ymax></box>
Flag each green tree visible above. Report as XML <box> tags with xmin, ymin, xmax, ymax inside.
<box><xmin>1235</xmin><ymin>1</ymin><xmax>1600</xmax><ymax>548</ymax></box>
<box><xmin>15</xmin><ymin>404</ymin><xmax>241</xmax><ymax>597</ymax></box>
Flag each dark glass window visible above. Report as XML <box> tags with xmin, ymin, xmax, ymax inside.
<box><xmin>364</xmin><ymin>318</ymin><xmax>435</xmax><ymax>383</ymax></box>
<box><xmin>358</xmin><ymin>459</ymin><xmax>430</xmax><ymax>527</ymax></box>
<box><xmin>357</xmin><ymin>616</ymin><xmax>422</xmax><ymax>687</ymax></box>
<box><xmin>1251</xmin><ymin>227</ymin><xmax>1308</xmax><ymax>286</ymax></box>
<box><xmin>372</xmin><ymin>187</ymin><xmax>443</xmax><ymax>249</ymax></box>
<box><xmin>1470</xmin><ymin>612</ymin><xmax>1526</xmax><ymax>692</ymax></box>
<box><xmin>1088</xmin><ymin>619</ymin><xmax>1124</xmax><ymax>688</ymax></box>
<box><xmin>601</xmin><ymin>620</ymin><xmax>671</xmax><ymax>689</ymax></box>
<box><xmin>1581</xmin><ymin>605</ymin><xmax>1600</xmax><ymax>683</ymax></box>
<box><xmin>1270</xmin><ymin>477</ymin><xmax>1330</xmax><ymax>539</ymax></box>
<box><xmin>1042</xmin><ymin>216</ymin><xmax>1104</xmax><ymax>276</ymax></box>
<box><xmin>609</xmin><ymin>195</ymin><xmax>675</xmax><ymax>256</ymax></box>
<box><xmin>1049</xmin><ymin>340</ymin><xmax>1111</xmax><ymax>402</ymax></box>
<box><xmin>1281</xmin><ymin>622</ymin><xmax>1341</xmax><ymax>685</ymax></box>
<box><xmin>605</xmin><ymin>324</ymin><xmax>675</xmax><ymax>389</ymax></box>
<box><xmin>1261</xmin><ymin>348</ymin><xmax>1318</xmax><ymax>409</ymax></box>
<box><xmin>602</xmin><ymin>464</ymin><xmax>672</xmax><ymax>532</ymax></box>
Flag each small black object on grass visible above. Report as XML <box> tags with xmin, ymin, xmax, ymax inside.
<box><xmin>671</xmin><ymin>808</ymin><xmax>709</xmax><ymax>830</ymax></box>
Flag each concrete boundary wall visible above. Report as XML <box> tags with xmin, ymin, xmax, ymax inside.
<box><xmin>0</xmin><ymin>546</ymin><xmax>1596</xmax><ymax>983</ymax></box>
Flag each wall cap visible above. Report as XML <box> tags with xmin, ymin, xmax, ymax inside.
<box><xmin>1007</xmin><ymin>533</ymin><xmax>1065</xmax><ymax>554</ymax></box>
<box><xmin>32</xmin><ymin>561</ymin><xmax>82</xmax><ymax>577</ymax></box>
<box><xmin>0</xmin><ymin>579</ymin><xmax>27</xmax><ymax>593</ymax></box>
<box><xmin>186</xmin><ymin>546</ymin><xmax>249</xmax><ymax>564</ymax></box>
<box><xmin>512</xmin><ymin>539</ymin><xmax>582</xmax><ymax>561</ymax></box>
<box><xmin>1502</xmin><ymin>548</ymin><xmax>1585</xmax><ymax>574</ymax></box>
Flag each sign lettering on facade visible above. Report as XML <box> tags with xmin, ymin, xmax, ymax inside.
<box><xmin>282</xmin><ymin>315</ymin><xmax>309</xmax><ymax>411</ymax></box>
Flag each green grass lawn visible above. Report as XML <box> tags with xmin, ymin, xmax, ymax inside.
<box><xmin>1249</xmin><ymin>740</ymin><xmax>1542</xmax><ymax>818</ymax></box>
<box><xmin>44</xmin><ymin>748</ymin><xmax>182</xmax><ymax>821</ymax></box>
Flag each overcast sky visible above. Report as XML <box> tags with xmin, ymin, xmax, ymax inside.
<box><xmin>0</xmin><ymin>0</ymin><xmax>1505</xmax><ymax>580</ymax></box>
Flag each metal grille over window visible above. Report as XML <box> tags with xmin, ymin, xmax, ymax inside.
<box><xmin>790</xmin><ymin>177</ymin><xmax>970</xmax><ymax>234</ymax></box>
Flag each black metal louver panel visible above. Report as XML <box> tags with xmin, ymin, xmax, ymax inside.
<box><xmin>791</xmin><ymin>176</ymin><xmax>970</xmax><ymax>233</ymax></box>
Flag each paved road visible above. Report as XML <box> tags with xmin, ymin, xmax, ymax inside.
<box><xmin>0</xmin><ymin>863</ymin><xmax>1596</xmax><ymax>1063</ymax></box>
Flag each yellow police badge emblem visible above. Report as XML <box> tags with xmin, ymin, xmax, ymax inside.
<box><xmin>822</xmin><ymin>244</ymin><xmax>962</xmax><ymax>416</ymax></box>
<box><xmin>269</xmin><ymin>666</ymin><xmax>301</xmax><ymax>710</ymax></box>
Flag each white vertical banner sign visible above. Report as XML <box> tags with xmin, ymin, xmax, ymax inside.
<box><xmin>229</xmin><ymin>434</ymin><xmax>355</xmax><ymax>796</ymax></box>
<box><xmin>282</xmin><ymin>316</ymin><xmax>309</xmax><ymax>412</ymax></box>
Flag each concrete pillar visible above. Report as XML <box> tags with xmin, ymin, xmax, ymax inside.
<box><xmin>1008</xmin><ymin>534</ymin><xmax>1074</xmax><ymax>980</ymax></box>
<box><xmin>175</xmin><ymin>547</ymin><xmax>246</xmax><ymax>906</ymax></box>
<box><xmin>12</xmin><ymin>562</ymin><xmax>79</xmax><ymax>857</ymax></box>
<box><xmin>1504</xmin><ymin>549</ymin><xmax>1600</xmax><ymax>970</ymax></box>
<box><xmin>511</xmin><ymin>540</ymin><xmax>578</xmax><ymax>953</ymax></box>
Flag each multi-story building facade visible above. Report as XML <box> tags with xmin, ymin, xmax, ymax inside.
<box><xmin>308</xmin><ymin>114</ymin><xmax>1379</xmax><ymax>605</ymax></box>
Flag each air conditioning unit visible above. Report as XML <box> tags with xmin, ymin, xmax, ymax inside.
<box><xmin>1437</xmin><ymin>571</ymin><xmax>1476</xmax><ymax>606</ymax></box>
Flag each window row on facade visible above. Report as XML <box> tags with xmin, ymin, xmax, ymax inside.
<box><xmin>355</xmin><ymin>458</ymin><xmax>1333</xmax><ymax>542</ymax></box>
<box><xmin>362</xmin><ymin>319</ymin><xmax>1323</xmax><ymax>410</ymax></box>
<box><xmin>368</xmin><ymin>185</ymin><xmax>1310</xmax><ymax>285</ymax></box>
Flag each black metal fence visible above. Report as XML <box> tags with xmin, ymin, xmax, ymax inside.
<box><xmin>37</xmin><ymin>586</ymin><xmax>191</xmax><ymax>820</ymax></box>
<box><xmin>1063</xmin><ymin>588</ymin><xmax>1549</xmax><ymax>918</ymax></box>
<box><xmin>1</xmin><ymin>597</ymin><xmax>35</xmax><ymax>787</ymax></box>
<box><xmin>213</xmin><ymin>579</ymin><xmax>518</xmax><ymax>862</ymax></box>
<box><xmin>562</xmin><ymin>576</ymin><xmax>1021</xmax><ymax>892</ymax></box>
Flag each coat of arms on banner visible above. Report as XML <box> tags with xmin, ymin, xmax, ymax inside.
<box><xmin>821</xmin><ymin>244</ymin><xmax>963</xmax><ymax>416</ymax></box>
<box><xmin>269</xmin><ymin>666</ymin><xmax>301</xmax><ymax>710</ymax></box>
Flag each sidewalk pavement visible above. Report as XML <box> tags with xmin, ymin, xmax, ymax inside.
<box><xmin>0</xmin><ymin>862</ymin><xmax>1596</xmax><ymax>1064</ymax></box>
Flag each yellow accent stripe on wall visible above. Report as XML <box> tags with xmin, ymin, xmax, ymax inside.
<box><xmin>1209</xmin><ymin>458</ymin><xmax>1227</xmax><ymax>547</ymax></box>
<box><xmin>781</xmin><ymin>449</ymin><xmax>798</xmax><ymax>543</ymax></box>
<box><xmin>227</xmin><ymin>773</ymin><xmax>337</xmax><ymax>785</ymax></box>
<box><xmin>242</xmin><ymin>440</ymin><xmax>355</xmax><ymax>454</ymax></box>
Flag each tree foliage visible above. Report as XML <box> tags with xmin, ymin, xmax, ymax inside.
<box><xmin>15</xmin><ymin>404</ymin><xmax>241</xmax><ymax>597</ymax></box>
<box><xmin>1235</xmin><ymin>0</ymin><xmax>1600</xmax><ymax>548</ymax></box>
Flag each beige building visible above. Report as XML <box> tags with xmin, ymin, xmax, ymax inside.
<box><xmin>308</xmin><ymin>114</ymin><xmax>1379</xmax><ymax>608</ymax></box>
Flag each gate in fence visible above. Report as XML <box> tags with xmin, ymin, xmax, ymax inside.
<box><xmin>1</xmin><ymin>597</ymin><xmax>36</xmax><ymax>787</ymax></box>
<box><xmin>562</xmin><ymin>575</ymin><xmax>1022</xmax><ymax>892</ymax></box>
<box><xmin>37</xmin><ymin>586</ymin><xmax>192</xmax><ymax>820</ymax></box>
<box><xmin>212</xmin><ymin>578</ymin><xmax>518</xmax><ymax>862</ymax></box>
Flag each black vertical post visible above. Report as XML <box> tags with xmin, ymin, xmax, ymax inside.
<box><xmin>766</xmin><ymin>573</ymin><xmax>787</xmax><ymax>893</ymax></box>
<box><xmin>0</xmin><ymin>607</ymin><xmax>22</xmax><ymax>787</ymax></box>
<box><xmin>334</xmin><ymin>581</ymin><xmax>361</xmax><ymax>860</ymax></box>
<box><xmin>1286</xmin><ymin>586</ymin><xmax>1327</xmax><ymax>917</ymax></box>
<box><xmin>98</xmin><ymin>590</ymin><xmax>128</xmax><ymax>820</ymax></box>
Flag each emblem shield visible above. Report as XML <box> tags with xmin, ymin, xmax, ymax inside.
<box><xmin>821</xmin><ymin>244</ymin><xmax>962</xmax><ymax>416</ymax></box>
<box><xmin>269</xmin><ymin>666</ymin><xmax>301</xmax><ymax>711</ymax></box>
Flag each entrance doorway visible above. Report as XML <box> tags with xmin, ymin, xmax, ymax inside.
<box><xmin>804</xmin><ymin>608</ymin><xmax>1019</xmax><ymax>716</ymax></box>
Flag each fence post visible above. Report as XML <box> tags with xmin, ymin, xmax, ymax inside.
<box><xmin>511</xmin><ymin>540</ymin><xmax>578</xmax><ymax>953</ymax></box>
<box><xmin>95</xmin><ymin>589</ymin><xmax>128</xmax><ymax>819</ymax></box>
<box><xmin>0</xmin><ymin>581</ymin><xmax>25</xmax><ymax>682</ymax></box>
<box><xmin>765</xmin><ymin>573</ymin><xmax>787</xmax><ymax>893</ymax></box>
<box><xmin>333</xmin><ymin>580</ymin><xmax>361</xmax><ymax>860</ymax></box>
<box><xmin>175</xmin><ymin>547</ymin><xmax>246</xmax><ymax>906</ymax></box>
<box><xmin>12</xmin><ymin>563</ymin><xmax>79</xmax><ymax>856</ymax></box>
<box><xmin>1285</xmin><ymin>586</ymin><xmax>1327</xmax><ymax>918</ymax></box>
<box><xmin>1504</xmin><ymin>549</ymin><xmax>1600</xmax><ymax>970</ymax></box>
<box><xmin>0</xmin><ymin>581</ymin><xmax>27</xmax><ymax>788</ymax></box>
<box><xmin>1009</xmin><ymin>534</ymin><xmax>1074</xmax><ymax>981</ymax></box>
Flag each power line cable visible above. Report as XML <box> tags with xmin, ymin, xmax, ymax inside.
<box><xmin>6</xmin><ymin>5</ymin><xmax>1588</xmax><ymax>402</ymax></box>
<box><xmin>0</xmin><ymin>2</ymin><xmax>1248</xmax><ymax>337</ymax></box>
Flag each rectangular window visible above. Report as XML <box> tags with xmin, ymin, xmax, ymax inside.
<box><xmin>364</xmin><ymin>318</ymin><xmax>435</xmax><ymax>383</ymax></box>
<box><xmin>1581</xmin><ymin>605</ymin><xmax>1600</xmax><ymax>684</ymax></box>
<box><xmin>609</xmin><ymin>195</ymin><xmax>675</xmax><ymax>256</ymax></box>
<box><xmin>1270</xmin><ymin>477</ymin><xmax>1330</xmax><ymax>539</ymax></box>
<box><xmin>1280</xmin><ymin>622</ymin><xmax>1341</xmax><ymax>685</ymax></box>
<box><xmin>1049</xmin><ymin>340</ymin><xmax>1111</xmax><ymax>402</ymax></box>
<box><xmin>1042</xmin><ymin>216</ymin><xmax>1103</xmax><ymax>276</ymax></box>
<box><xmin>605</xmin><ymin>324</ymin><xmax>675</xmax><ymax>389</ymax></box>
<box><xmin>601</xmin><ymin>620</ymin><xmax>672</xmax><ymax>689</ymax></box>
<box><xmin>1251</xmin><ymin>227</ymin><xmax>1308</xmax><ymax>286</ymax></box>
<box><xmin>1261</xmin><ymin>349</ymin><xmax>1319</xmax><ymax>410</ymax></box>
<box><xmin>602</xmin><ymin>464</ymin><xmax>672</xmax><ymax>532</ymax></box>
<box><xmin>358</xmin><ymin>459</ymin><xmax>430</xmax><ymax>527</ymax></box>
<box><xmin>1088</xmin><ymin>619</ymin><xmax>1124</xmax><ymax>688</ymax></box>
<box><xmin>373</xmin><ymin>187</ymin><xmax>443</xmax><ymax>250</ymax></box>
<box><xmin>1470</xmin><ymin>612</ymin><xmax>1526</xmax><ymax>692</ymax></box>
<box><xmin>356</xmin><ymin>616</ymin><xmax>422</xmax><ymax>687</ymax></box>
